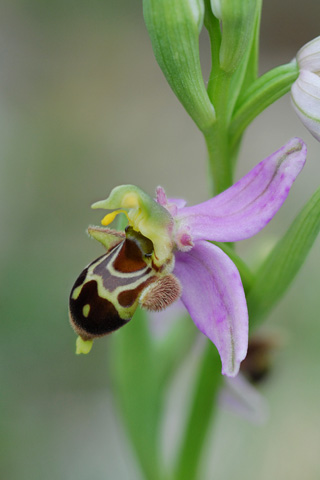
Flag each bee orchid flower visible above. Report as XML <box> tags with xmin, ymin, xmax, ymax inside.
<box><xmin>69</xmin><ymin>138</ymin><xmax>306</xmax><ymax>377</ymax></box>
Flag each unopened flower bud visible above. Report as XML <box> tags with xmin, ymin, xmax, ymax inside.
<box><xmin>143</xmin><ymin>0</ymin><xmax>215</xmax><ymax>132</ymax></box>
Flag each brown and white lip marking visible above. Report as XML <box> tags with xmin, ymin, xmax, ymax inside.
<box><xmin>69</xmin><ymin>234</ymin><xmax>158</xmax><ymax>340</ymax></box>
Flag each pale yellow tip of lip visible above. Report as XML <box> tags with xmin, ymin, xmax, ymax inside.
<box><xmin>76</xmin><ymin>336</ymin><xmax>93</xmax><ymax>355</ymax></box>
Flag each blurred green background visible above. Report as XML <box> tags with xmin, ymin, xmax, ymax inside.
<box><xmin>1</xmin><ymin>1</ymin><xmax>320</xmax><ymax>479</ymax></box>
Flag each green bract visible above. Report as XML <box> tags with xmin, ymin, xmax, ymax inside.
<box><xmin>143</xmin><ymin>0</ymin><xmax>216</xmax><ymax>132</ymax></box>
<box><xmin>211</xmin><ymin>0</ymin><xmax>260</xmax><ymax>72</ymax></box>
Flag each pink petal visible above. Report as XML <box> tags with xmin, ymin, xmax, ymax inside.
<box><xmin>174</xmin><ymin>241</ymin><xmax>248</xmax><ymax>377</ymax></box>
<box><xmin>177</xmin><ymin>138</ymin><xmax>306</xmax><ymax>242</ymax></box>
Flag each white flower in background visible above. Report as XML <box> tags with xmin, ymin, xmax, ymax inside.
<box><xmin>291</xmin><ymin>36</ymin><xmax>320</xmax><ymax>141</ymax></box>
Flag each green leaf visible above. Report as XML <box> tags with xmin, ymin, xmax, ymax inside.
<box><xmin>174</xmin><ymin>342</ymin><xmax>222</xmax><ymax>480</ymax></box>
<box><xmin>157</xmin><ymin>313</ymin><xmax>197</xmax><ymax>386</ymax></box>
<box><xmin>247</xmin><ymin>186</ymin><xmax>320</xmax><ymax>328</ymax></box>
<box><xmin>143</xmin><ymin>0</ymin><xmax>216</xmax><ymax>133</ymax></box>
<box><xmin>109</xmin><ymin>308</ymin><xmax>163</xmax><ymax>480</ymax></box>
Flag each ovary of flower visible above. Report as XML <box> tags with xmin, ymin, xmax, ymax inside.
<box><xmin>92</xmin><ymin>138</ymin><xmax>306</xmax><ymax>377</ymax></box>
<box><xmin>291</xmin><ymin>36</ymin><xmax>320</xmax><ymax>141</ymax></box>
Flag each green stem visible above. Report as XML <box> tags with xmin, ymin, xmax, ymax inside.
<box><xmin>204</xmin><ymin>127</ymin><xmax>233</xmax><ymax>195</ymax></box>
<box><xmin>174</xmin><ymin>344</ymin><xmax>222</xmax><ymax>480</ymax></box>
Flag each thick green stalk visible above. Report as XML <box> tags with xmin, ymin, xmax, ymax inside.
<box><xmin>205</xmin><ymin>127</ymin><xmax>234</xmax><ymax>194</ymax></box>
